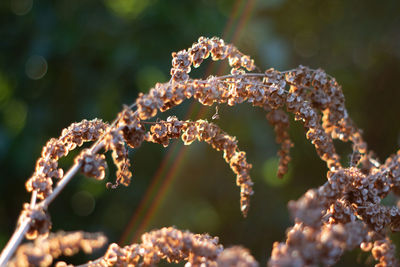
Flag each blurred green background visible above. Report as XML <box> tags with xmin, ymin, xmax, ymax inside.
<box><xmin>1</xmin><ymin>0</ymin><xmax>400</xmax><ymax>266</ymax></box>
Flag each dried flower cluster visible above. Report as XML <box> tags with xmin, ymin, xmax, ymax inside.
<box><xmin>26</xmin><ymin>119</ymin><xmax>109</xmax><ymax>200</ymax></box>
<box><xmin>76</xmin><ymin>227</ymin><xmax>258</xmax><ymax>267</ymax></box>
<box><xmin>103</xmin><ymin>129</ymin><xmax>132</xmax><ymax>187</ymax></box>
<box><xmin>268</xmin><ymin>156</ymin><xmax>400</xmax><ymax>266</ymax></box>
<box><xmin>1</xmin><ymin>36</ymin><xmax>400</xmax><ymax>267</ymax></box>
<box><xmin>18</xmin><ymin>203</ymin><xmax>51</xmax><ymax>240</ymax></box>
<box><xmin>266</xmin><ymin>109</ymin><xmax>293</xmax><ymax>178</ymax></box>
<box><xmin>144</xmin><ymin>117</ymin><xmax>253</xmax><ymax>216</ymax></box>
<box><xmin>9</xmin><ymin>231</ymin><xmax>107</xmax><ymax>267</ymax></box>
<box><xmin>170</xmin><ymin>36</ymin><xmax>256</xmax><ymax>83</ymax></box>
<box><xmin>76</xmin><ymin>149</ymin><xmax>107</xmax><ymax>181</ymax></box>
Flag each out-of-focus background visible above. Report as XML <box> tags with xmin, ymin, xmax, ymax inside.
<box><xmin>1</xmin><ymin>0</ymin><xmax>399</xmax><ymax>265</ymax></box>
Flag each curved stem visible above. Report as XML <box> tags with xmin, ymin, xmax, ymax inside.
<box><xmin>212</xmin><ymin>68</ymin><xmax>335</xmax><ymax>81</ymax></box>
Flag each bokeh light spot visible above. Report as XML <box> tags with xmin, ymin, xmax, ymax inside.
<box><xmin>104</xmin><ymin>0</ymin><xmax>154</xmax><ymax>19</ymax></box>
<box><xmin>25</xmin><ymin>55</ymin><xmax>48</xmax><ymax>80</ymax></box>
<box><xmin>262</xmin><ymin>157</ymin><xmax>291</xmax><ymax>187</ymax></box>
<box><xmin>3</xmin><ymin>99</ymin><xmax>27</xmax><ymax>134</ymax></box>
<box><xmin>10</xmin><ymin>0</ymin><xmax>33</xmax><ymax>16</ymax></box>
<box><xmin>71</xmin><ymin>191</ymin><xmax>95</xmax><ymax>217</ymax></box>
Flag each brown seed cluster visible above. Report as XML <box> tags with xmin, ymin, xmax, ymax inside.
<box><xmin>82</xmin><ymin>227</ymin><xmax>259</xmax><ymax>267</ymax></box>
<box><xmin>118</xmin><ymin>106</ymin><xmax>146</xmax><ymax>149</ymax></box>
<box><xmin>26</xmin><ymin>119</ymin><xmax>108</xmax><ymax>199</ymax></box>
<box><xmin>144</xmin><ymin>117</ymin><xmax>253</xmax><ymax>217</ymax></box>
<box><xmin>216</xmin><ymin>246</ymin><xmax>259</xmax><ymax>267</ymax></box>
<box><xmin>272</xmin><ymin>164</ymin><xmax>400</xmax><ymax>266</ymax></box>
<box><xmin>18</xmin><ymin>203</ymin><xmax>51</xmax><ymax>240</ymax></box>
<box><xmin>269</xmin><ymin>221</ymin><xmax>368</xmax><ymax>267</ymax></box>
<box><xmin>384</xmin><ymin>149</ymin><xmax>400</xmax><ymax>191</ymax></box>
<box><xmin>76</xmin><ymin>149</ymin><xmax>107</xmax><ymax>181</ymax></box>
<box><xmin>136</xmin><ymin>37</ymin><xmax>256</xmax><ymax>120</ymax></box>
<box><xmin>285</xmin><ymin>66</ymin><xmax>368</xmax><ymax>164</ymax></box>
<box><xmin>370</xmin><ymin>238</ymin><xmax>398</xmax><ymax>267</ymax></box>
<box><xmin>104</xmin><ymin>129</ymin><xmax>132</xmax><ymax>187</ymax></box>
<box><xmin>266</xmin><ymin>109</ymin><xmax>293</xmax><ymax>178</ymax></box>
<box><xmin>10</xmin><ymin>231</ymin><xmax>107</xmax><ymax>267</ymax></box>
<box><xmin>145</xmin><ymin>116</ymin><xmax>184</xmax><ymax>147</ymax></box>
<box><xmin>87</xmin><ymin>227</ymin><xmax>224</xmax><ymax>266</ymax></box>
<box><xmin>171</xmin><ymin>36</ymin><xmax>256</xmax><ymax>82</ymax></box>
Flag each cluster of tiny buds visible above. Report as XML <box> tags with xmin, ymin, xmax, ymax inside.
<box><xmin>26</xmin><ymin>119</ymin><xmax>108</xmax><ymax>199</ymax></box>
<box><xmin>76</xmin><ymin>149</ymin><xmax>107</xmax><ymax>181</ymax></box>
<box><xmin>18</xmin><ymin>203</ymin><xmax>51</xmax><ymax>241</ymax></box>
<box><xmin>269</xmin><ymin>221</ymin><xmax>369</xmax><ymax>267</ymax></box>
<box><xmin>274</xmin><ymin>164</ymin><xmax>400</xmax><ymax>266</ymax></box>
<box><xmin>144</xmin><ymin>116</ymin><xmax>253</xmax><ymax>216</ymax></box>
<box><xmin>103</xmin><ymin>129</ymin><xmax>132</xmax><ymax>187</ymax></box>
<box><xmin>171</xmin><ymin>36</ymin><xmax>255</xmax><ymax>82</ymax></box>
<box><xmin>82</xmin><ymin>227</ymin><xmax>258</xmax><ymax>267</ymax></box>
<box><xmin>266</xmin><ymin>109</ymin><xmax>293</xmax><ymax>178</ymax></box>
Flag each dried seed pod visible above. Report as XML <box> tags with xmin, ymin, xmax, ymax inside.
<box><xmin>76</xmin><ymin>149</ymin><xmax>107</xmax><ymax>180</ymax></box>
<box><xmin>25</xmin><ymin>173</ymin><xmax>53</xmax><ymax>200</ymax></box>
<box><xmin>266</xmin><ymin>109</ymin><xmax>293</xmax><ymax>178</ymax></box>
<box><xmin>18</xmin><ymin>203</ymin><xmax>51</xmax><ymax>240</ymax></box>
<box><xmin>104</xmin><ymin>130</ymin><xmax>132</xmax><ymax>187</ymax></box>
<box><xmin>371</xmin><ymin>238</ymin><xmax>399</xmax><ymax>267</ymax></box>
<box><xmin>269</xmin><ymin>221</ymin><xmax>369</xmax><ymax>267</ymax></box>
<box><xmin>217</xmin><ymin>246</ymin><xmax>258</xmax><ymax>267</ymax></box>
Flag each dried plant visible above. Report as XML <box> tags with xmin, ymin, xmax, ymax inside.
<box><xmin>9</xmin><ymin>231</ymin><xmax>107</xmax><ymax>267</ymax></box>
<box><xmin>0</xmin><ymin>36</ymin><xmax>399</xmax><ymax>266</ymax></box>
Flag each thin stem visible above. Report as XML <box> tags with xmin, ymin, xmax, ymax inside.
<box><xmin>39</xmin><ymin>139</ymin><xmax>104</xmax><ymax>209</ymax></box>
<box><xmin>30</xmin><ymin>190</ymin><xmax>37</xmax><ymax>208</ymax></box>
<box><xmin>40</xmin><ymin>162</ymin><xmax>83</xmax><ymax>209</ymax></box>
<box><xmin>212</xmin><ymin>68</ymin><xmax>335</xmax><ymax>81</ymax></box>
<box><xmin>0</xmin><ymin>219</ymin><xmax>30</xmax><ymax>266</ymax></box>
<box><xmin>128</xmin><ymin>102</ymin><xmax>137</xmax><ymax>110</ymax></box>
<box><xmin>215</xmin><ymin>72</ymin><xmax>267</xmax><ymax>80</ymax></box>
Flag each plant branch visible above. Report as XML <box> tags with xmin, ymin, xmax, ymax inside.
<box><xmin>0</xmin><ymin>104</ymin><xmax>137</xmax><ymax>265</ymax></box>
<box><xmin>0</xmin><ymin>219</ymin><xmax>30</xmax><ymax>266</ymax></box>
